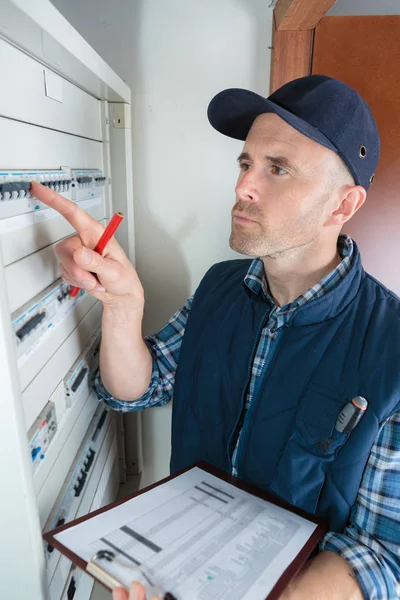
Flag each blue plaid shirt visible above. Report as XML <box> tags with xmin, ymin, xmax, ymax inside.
<box><xmin>93</xmin><ymin>234</ymin><xmax>400</xmax><ymax>599</ymax></box>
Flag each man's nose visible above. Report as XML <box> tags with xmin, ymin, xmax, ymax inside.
<box><xmin>235</xmin><ymin>171</ymin><xmax>259</xmax><ymax>203</ymax></box>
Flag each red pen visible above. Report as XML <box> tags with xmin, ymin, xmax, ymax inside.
<box><xmin>69</xmin><ymin>212</ymin><xmax>124</xmax><ymax>298</ymax></box>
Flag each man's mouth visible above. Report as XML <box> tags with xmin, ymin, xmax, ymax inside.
<box><xmin>232</xmin><ymin>213</ymin><xmax>257</xmax><ymax>224</ymax></box>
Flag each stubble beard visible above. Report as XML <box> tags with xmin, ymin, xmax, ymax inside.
<box><xmin>229</xmin><ymin>222</ymin><xmax>268</xmax><ymax>257</ymax></box>
<box><xmin>230</xmin><ymin>195</ymin><xmax>329</xmax><ymax>259</ymax></box>
<box><xmin>230</xmin><ymin>201</ymin><xmax>269</xmax><ymax>257</ymax></box>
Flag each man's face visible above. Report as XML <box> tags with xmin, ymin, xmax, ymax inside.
<box><xmin>230</xmin><ymin>113</ymin><xmax>341</xmax><ymax>258</ymax></box>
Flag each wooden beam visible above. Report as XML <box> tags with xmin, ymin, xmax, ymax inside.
<box><xmin>275</xmin><ymin>0</ymin><xmax>336</xmax><ymax>30</ymax></box>
<box><xmin>269</xmin><ymin>25</ymin><xmax>313</xmax><ymax>92</ymax></box>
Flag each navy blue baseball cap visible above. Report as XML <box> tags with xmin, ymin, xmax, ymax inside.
<box><xmin>207</xmin><ymin>75</ymin><xmax>380</xmax><ymax>190</ymax></box>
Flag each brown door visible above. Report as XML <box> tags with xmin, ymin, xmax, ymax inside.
<box><xmin>312</xmin><ymin>16</ymin><xmax>400</xmax><ymax>294</ymax></box>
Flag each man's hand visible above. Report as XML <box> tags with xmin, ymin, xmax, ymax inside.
<box><xmin>31</xmin><ymin>182</ymin><xmax>144</xmax><ymax>312</ymax></box>
<box><xmin>31</xmin><ymin>181</ymin><xmax>153</xmax><ymax>400</ymax></box>
<box><xmin>279</xmin><ymin>551</ymin><xmax>363</xmax><ymax>600</ymax></box>
<box><xmin>113</xmin><ymin>581</ymin><xmax>160</xmax><ymax>600</ymax></box>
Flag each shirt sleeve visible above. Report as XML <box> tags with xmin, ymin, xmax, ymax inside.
<box><xmin>91</xmin><ymin>296</ymin><xmax>193</xmax><ymax>412</ymax></box>
<box><xmin>320</xmin><ymin>412</ymin><xmax>400</xmax><ymax>599</ymax></box>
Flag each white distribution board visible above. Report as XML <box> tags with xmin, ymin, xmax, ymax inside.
<box><xmin>0</xmin><ymin>2</ymin><xmax>135</xmax><ymax>599</ymax></box>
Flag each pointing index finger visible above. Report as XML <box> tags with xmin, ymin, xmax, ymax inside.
<box><xmin>30</xmin><ymin>181</ymin><xmax>104</xmax><ymax>239</ymax></box>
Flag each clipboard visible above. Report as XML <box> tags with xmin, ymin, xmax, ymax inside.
<box><xmin>43</xmin><ymin>461</ymin><xmax>328</xmax><ymax>600</ymax></box>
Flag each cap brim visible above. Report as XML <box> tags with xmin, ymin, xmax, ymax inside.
<box><xmin>207</xmin><ymin>88</ymin><xmax>338</xmax><ymax>154</ymax></box>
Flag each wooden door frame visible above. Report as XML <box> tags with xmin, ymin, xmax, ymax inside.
<box><xmin>270</xmin><ymin>0</ymin><xmax>336</xmax><ymax>92</ymax></box>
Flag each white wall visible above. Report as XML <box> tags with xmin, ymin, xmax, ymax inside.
<box><xmin>50</xmin><ymin>0</ymin><xmax>273</xmax><ymax>487</ymax></box>
<box><xmin>48</xmin><ymin>0</ymin><xmax>135</xmax><ymax>86</ymax></box>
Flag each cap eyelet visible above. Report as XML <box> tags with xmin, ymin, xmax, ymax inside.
<box><xmin>369</xmin><ymin>173</ymin><xmax>375</xmax><ymax>184</ymax></box>
<box><xmin>359</xmin><ymin>145</ymin><xmax>367</xmax><ymax>158</ymax></box>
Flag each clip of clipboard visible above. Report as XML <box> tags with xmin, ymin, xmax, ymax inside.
<box><xmin>87</xmin><ymin>549</ymin><xmax>177</xmax><ymax>599</ymax></box>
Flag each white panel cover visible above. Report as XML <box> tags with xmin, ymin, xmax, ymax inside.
<box><xmin>0</xmin><ymin>39</ymin><xmax>102</xmax><ymax>140</ymax></box>
<box><xmin>0</xmin><ymin>117</ymin><xmax>102</xmax><ymax>169</ymax></box>
<box><xmin>1</xmin><ymin>208</ymin><xmax>106</xmax><ymax>266</ymax></box>
<box><xmin>6</xmin><ymin>242</ymin><xmax>61</xmax><ymax>312</ymax></box>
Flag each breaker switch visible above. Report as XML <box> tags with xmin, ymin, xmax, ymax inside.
<box><xmin>0</xmin><ymin>182</ymin><xmax>12</xmax><ymax>201</ymax></box>
<box><xmin>71</xmin><ymin>367</ymin><xmax>88</xmax><ymax>392</ymax></box>
<box><xmin>67</xmin><ymin>576</ymin><xmax>76</xmax><ymax>600</ymax></box>
<box><xmin>74</xmin><ymin>470</ymin><xmax>87</xmax><ymax>497</ymax></box>
<box><xmin>83</xmin><ymin>449</ymin><xmax>95</xmax><ymax>472</ymax></box>
<box><xmin>91</xmin><ymin>409</ymin><xmax>107</xmax><ymax>442</ymax></box>
<box><xmin>16</xmin><ymin>311</ymin><xmax>46</xmax><ymax>341</ymax></box>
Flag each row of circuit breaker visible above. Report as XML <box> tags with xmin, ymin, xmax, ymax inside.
<box><xmin>0</xmin><ymin>167</ymin><xmax>107</xmax><ymax>221</ymax></box>
<box><xmin>45</xmin><ymin>407</ymin><xmax>111</xmax><ymax>599</ymax></box>
<box><xmin>27</xmin><ymin>326</ymin><xmax>101</xmax><ymax>473</ymax></box>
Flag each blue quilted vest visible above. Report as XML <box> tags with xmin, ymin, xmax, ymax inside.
<box><xmin>170</xmin><ymin>242</ymin><xmax>400</xmax><ymax>531</ymax></box>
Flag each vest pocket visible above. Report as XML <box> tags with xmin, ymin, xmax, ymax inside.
<box><xmin>269</xmin><ymin>384</ymin><xmax>350</xmax><ymax>514</ymax></box>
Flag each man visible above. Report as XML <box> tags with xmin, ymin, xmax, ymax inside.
<box><xmin>33</xmin><ymin>75</ymin><xmax>400</xmax><ymax>600</ymax></box>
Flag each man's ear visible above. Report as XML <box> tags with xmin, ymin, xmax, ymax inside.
<box><xmin>326</xmin><ymin>185</ymin><xmax>367</xmax><ymax>227</ymax></box>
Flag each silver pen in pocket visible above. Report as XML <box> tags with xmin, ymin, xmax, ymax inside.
<box><xmin>335</xmin><ymin>396</ymin><xmax>368</xmax><ymax>433</ymax></box>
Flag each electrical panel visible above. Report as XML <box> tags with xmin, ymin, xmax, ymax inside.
<box><xmin>28</xmin><ymin>402</ymin><xmax>58</xmax><ymax>473</ymax></box>
<box><xmin>0</xmin><ymin>10</ymin><xmax>133</xmax><ymax>599</ymax></box>
<box><xmin>70</xmin><ymin>169</ymin><xmax>107</xmax><ymax>202</ymax></box>
<box><xmin>0</xmin><ymin>168</ymin><xmax>72</xmax><ymax>220</ymax></box>
<box><xmin>0</xmin><ymin>168</ymin><xmax>107</xmax><ymax>221</ymax></box>
<box><xmin>11</xmin><ymin>279</ymin><xmax>86</xmax><ymax>362</ymax></box>
<box><xmin>3</xmin><ymin>162</ymin><xmax>118</xmax><ymax>600</ymax></box>
<box><xmin>47</xmin><ymin>429</ymin><xmax>119</xmax><ymax>600</ymax></box>
<box><xmin>64</xmin><ymin>330</ymin><xmax>101</xmax><ymax>407</ymax></box>
<box><xmin>44</xmin><ymin>408</ymin><xmax>112</xmax><ymax>585</ymax></box>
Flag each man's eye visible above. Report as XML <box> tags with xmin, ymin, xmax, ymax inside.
<box><xmin>271</xmin><ymin>165</ymin><xmax>287</xmax><ymax>176</ymax></box>
<box><xmin>239</xmin><ymin>163</ymin><xmax>251</xmax><ymax>171</ymax></box>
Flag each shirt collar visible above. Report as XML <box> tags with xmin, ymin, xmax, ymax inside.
<box><xmin>244</xmin><ymin>234</ymin><xmax>354</xmax><ymax>312</ymax></box>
